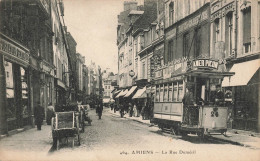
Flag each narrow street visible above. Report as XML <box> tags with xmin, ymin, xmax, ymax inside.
<box><xmin>1</xmin><ymin>108</ymin><xmax>259</xmax><ymax>161</ymax></box>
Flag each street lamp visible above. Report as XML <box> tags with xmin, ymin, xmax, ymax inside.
<box><xmin>129</xmin><ymin>70</ymin><xmax>135</xmax><ymax>77</ymax></box>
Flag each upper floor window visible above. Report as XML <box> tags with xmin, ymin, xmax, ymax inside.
<box><xmin>226</xmin><ymin>12</ymin><xmax>233</xmax><ymax>56</ymax></box>
<box><xmin>194</xmin><ymin>27</ymin><xmax>201</xmax><ymax>58</ymax></box>
<box><xmin>168</xmin><ymin>40</ymin><xmax>174</xmax><ymax>63</ymax></box>
<box><xmin>243</xmin><ymin>7</ymin><xmax>251</xmax><ymax>53</ymax></box>
<box><xmin>183</xmin><ymin>32</ymin><xmax>190</xmax><ymax>57</ymax></box>
<box><xmin>142</xmin><ymin>62</ymin><xmax>146</xmax><ymax>79</ymax></box>
<box><xmin>214</xmin><ymin>18</ymin><xmax>220</xmax><ymax>42</ymax></box>
<box><xmin>169</xmin><ymin>2</ymin><xmax>174</xmax><ymax>26</ymax></box>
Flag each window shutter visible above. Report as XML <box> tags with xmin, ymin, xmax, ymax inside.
<box><xmin>243</xmin><ymin>8</ymin><xmax>251</xmax><ymax>44</ymax></box>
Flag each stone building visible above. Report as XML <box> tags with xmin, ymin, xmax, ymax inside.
<box><xmin>0</xmin><ymin>0</ymin><xmax>54</xmax><ymax>134</ymax></box>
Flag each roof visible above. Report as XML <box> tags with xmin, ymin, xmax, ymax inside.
<box><xmin>132</xmin><ymin>0</ymin><xmax>157</xmax><ymax>35</ymax></box>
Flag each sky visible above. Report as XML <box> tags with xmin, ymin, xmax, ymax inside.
<box><xmin>62</xmin><ymin>0</ymin><xmax>130</xmax><ymax>73</ymax></box>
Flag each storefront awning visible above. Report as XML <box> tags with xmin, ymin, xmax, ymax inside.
<box><xmin>132</xmin><ymin>87</ymin><xmax>147</xmax><ymax>99</ymax></box>
<box><xmin>115</xmin><ymin>89</ymin><xmax>128</xmax><ymax>98</ymax></box>
<box><xmin>124</xmin><ymin>86</ymin><xmax>137</xmax><ymax>97</ymax></box>
<box><xmin>222</xmin><ymin>59</ymin><xmax>260</xmax><ymax>87</ymax></box>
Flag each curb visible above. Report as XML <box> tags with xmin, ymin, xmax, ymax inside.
<box><xmin>208</xmin><ymin>135</ymin><xmax>259</xmax><ymax>150</ymax></box>
<box><xmin>0</xmin><ymin>125</ymin><xmax>34</xmax><ymax>140</ymax></box>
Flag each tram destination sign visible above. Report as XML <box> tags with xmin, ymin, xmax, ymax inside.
<box><xmin>192</xmin><ymin>59</ymin><xmax>219</xmax><ymax>69</ymax></box>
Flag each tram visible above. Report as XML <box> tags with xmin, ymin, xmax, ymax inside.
<box><xmin>151</xmin><ymin>58</ymin><xmax>234</xmax><ymax>137</ymax></box>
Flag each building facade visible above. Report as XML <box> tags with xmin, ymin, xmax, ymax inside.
<box><xmin>0</xmin><ymin>0</ymin><xmax>55</xmax><ymax>134</ymax></box>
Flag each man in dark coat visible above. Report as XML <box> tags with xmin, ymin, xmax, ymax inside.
<box><xmin>97</xmin><ymin>99</ymin><xmax>103</xmax><ymax>119</ymax></box>
<box><xmin>182</xmin><ymin>86</ymin><xmax>195</xmax><ymax>124</ymax></box>
<box><xmin>34</xmin><ymin>102</ymin><xmax>44</xmax><ymax>130</ymax></box>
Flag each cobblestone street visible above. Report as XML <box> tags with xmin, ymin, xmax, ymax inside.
<box><xmin>0</xmin><ymin>108</ymin><xmax>259</xmax><ymax>161</ymax></box>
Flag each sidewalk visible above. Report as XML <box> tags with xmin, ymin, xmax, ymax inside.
<box><xmin>109</xmin><ymin>109</ymin><xmax>151</xmax><ymax>125</ymax></box>
<box><xmin>0</xmin><ymin>124</ymin><xmax>52</xmax><ymax>152</ymax></box>
<box><xmin>108</xmin><ymin>109</ymin><xmax>260</xmax><ymax>149</ymax></box>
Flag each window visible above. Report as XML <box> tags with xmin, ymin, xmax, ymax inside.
<box><xmin>159</xmin><ymin>86</ymin><xmax>164</xmax><ymax>102</ymax></box>
<box><xmin>108</xmin><ymin>86</ymin><xmax>110</xmax><ymax>89</ymax></box>
<box><xmin>156</xmin><ymin>86</ymin><xmax>160</xmax><ymax>102</ymax></box>
<box><xmin>168</xmin><ymin>40</ymin><xmax>173</xmax><ymax>63</ymax></box>
<box><xmin>168</xmin><ymin>84</ymin><xmax>173</xmax><ymax>101</ymax></box>
<box><xmin>173</xmin><ymin>83</ymin><xmax>177</xmax><ymax>101</ymax></box>
<box><xmin>225</xmin><ymin>12</ymin><xmax>233</xmax><ymax>56</ymax></box>
<box><xmin>172</xmin><ymin>82</ymin><xmax>183</xmax><ymax>102</ymax></box>
<box><xmin>183</xmin><ymin>33</ymin><xmax>190</xmax><ymax>57</ymax></box>
<box><xmin>169</xmin><ymin>2</ymin><xmax>174</xmax><ymax>26</ymax></box>
<box><xmin>163</xmin><ymin>84</ymin><xmax>168</xmax><ymax>102</ymax></box>
<box><xmin>243</xmin><ymin>7</ymin><xmax>251</xmax><ymax>53</ymax></box>
<box><xmin>194</xmin><ymin>27</ymin><xmax>201</xmax><ymax>58</ymax></box>
<box><xmin>178</xmin><ymin>82</ymin><xmax>183</xmax><ymax>101</ymax></box>
<box><xmin>214</xmin><ymin>19</ymin><xmax>220</xmax><ymax>42</ymax></box>
<box><xmin>142</xmin><ymin>62</ymin><xmax>146</xmax><ymax>79</ymax></box>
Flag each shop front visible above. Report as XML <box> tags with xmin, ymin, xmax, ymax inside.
<box><xmin>222</xmin><ymin>59</ymin><xmax>260</xmax><ymax>132</ymax></box>
<box><xmin>0</xmin><ymin>33</ymin><xmax>31</xmax><ymax>134</ymax></box>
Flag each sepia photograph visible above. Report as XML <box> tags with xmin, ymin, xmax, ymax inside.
<box><xmin>0</xmin><ymin>0</ymin><xmax>259</xmax><ymax>160</ymax></box>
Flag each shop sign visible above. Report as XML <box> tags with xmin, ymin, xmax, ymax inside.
<box><xmin>0</xmin><ymin>39</ymin><xmax>29</xmax><ymax>63</ymax></box>
<box><xmin>192</xmin><ymin>59</ymin><xmax>219</xmax><ymax>69</ymax></box>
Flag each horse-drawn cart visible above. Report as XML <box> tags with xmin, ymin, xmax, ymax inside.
<box><xmin>51</xmin><ymin>111</ymin><xmax>80</xmax><ymax>150</ymax></box>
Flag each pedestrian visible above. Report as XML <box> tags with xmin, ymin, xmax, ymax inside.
<box><xmin>34</xmin><ymin>102</ymin><xmax>44</xmax><ymax>130</ymax></box>
<box><xmin>214</xmin><ymin>85</ymin><xmax>224</xmax><ymax>105</ymax></box>
<box><xmin>182</xmin><ymin>85</ymin><xmax>195</xmax><ymax>124</ymax></box>
<box><xmin>129</xmin><ymin>102</ymin><xmax>133</xmax><ymax>117</ymax></box>
<box><xmin>46</xmin><ymin>102</ymin><xmax>55</xmax><ymax>125</ymax></box>
<box><xmin>97</xmin><ymin>99</ymin><xmax>103</xmax><ymax>119</ymax></box>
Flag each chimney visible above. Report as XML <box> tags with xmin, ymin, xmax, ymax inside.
<box><xmin>124</xmin><ymin>1</ymin><xmax>138</xmax><ymax>11</ymax></box>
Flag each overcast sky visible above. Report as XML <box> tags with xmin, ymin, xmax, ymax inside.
<box><xmin>63</xmin><ymin>0</ymin><xmax>126</xmax><ymax>73</ymax></box>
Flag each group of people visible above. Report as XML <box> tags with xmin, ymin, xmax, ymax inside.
<box><xmin>111</xmin><ymin>96</ymin><xmax>154</xmax><ymax>120</ymax></box>
<box><xmin>34</xmin><ymin>102</ymin><xmax>55</xmax><ymax>130</ymax></box>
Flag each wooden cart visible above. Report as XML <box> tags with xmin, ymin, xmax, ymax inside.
<box><xmin>51</xmin><ymin>111</ymin><xmax>80</xmax><ymax>150</ymax></box>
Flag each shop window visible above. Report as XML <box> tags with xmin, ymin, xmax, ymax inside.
<box><xmin>243</xmin><ymin>7</ymin><xmax>251</xmax><ymax>53</ymax></box>
<box><xmin>21</xmin><ymin>67</ymin><xmax>29</xmax><ymax>116</ymax></box>
<box><xmin>5</xmin><ymin>61</ymin><xmax>15</xmax><ymax>118</ymax></box>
